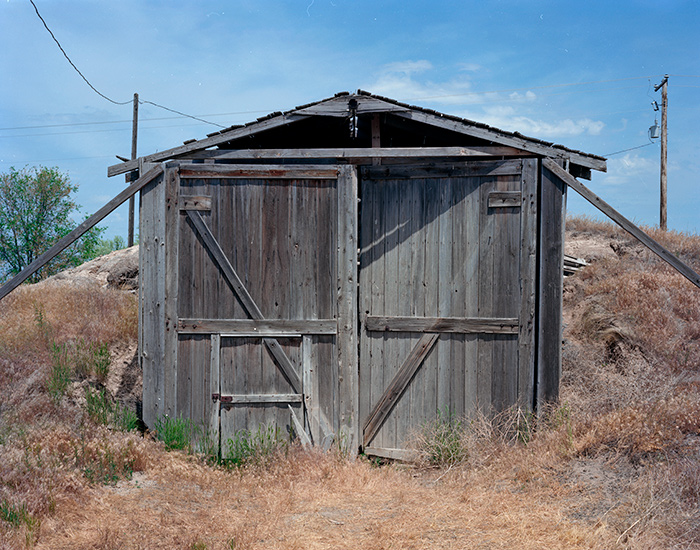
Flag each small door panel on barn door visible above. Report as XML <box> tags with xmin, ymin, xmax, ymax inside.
<box><xmin>173</xmin><ymin>165</ymin><xmax>345</xmax><ymax>453</ymax></box>
<box><xmin>358</xmin><ymin>160</ymin><xmax>536</xmax><ymax>456</ymax></box>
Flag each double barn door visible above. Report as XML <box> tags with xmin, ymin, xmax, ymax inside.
<box><xmin>169</xmin><ymin>159</ymin><xmax>536</xmax><ymax>457</ymax></box>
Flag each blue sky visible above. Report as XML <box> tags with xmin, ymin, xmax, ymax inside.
<box><xmin>2</xmin><ymin>0</ymin><xmax>699</xmax><ymax>239</ymax></box>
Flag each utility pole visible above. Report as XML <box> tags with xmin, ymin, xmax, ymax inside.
<box><xmin>654</xmin><ymin>75</ymin><xmax>668</xmax><ymax>230</ymax></box>
<box><xmin>127</xmin><ymin>93</ymin><xmax>139</xmax><ymax>247</ymax></box>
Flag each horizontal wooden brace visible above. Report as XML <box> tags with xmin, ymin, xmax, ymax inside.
<box><xmin>179</xmin><ymin>195</ymin><xmax>212</xmax><ymax>211</ymax></box>
<box><xmin>363</xmin><ymin>446</ymin><xmax>419</xmax><ymax>462</ymax></box>
<box><xmin>361</xmin><ymin>159</ymin><xmax>523</xmax><ymax>180</ymax></box>
<box><xmin>216</xmin><ymin>393</ymin><xmax>303</xmax><ymax>405</ymax></box>
<box><xmin>178</xmin><ymin>318</ymin><xmax>338</xmax><ymax>335</ymax></box>
<box><xmin>488</xmin><ymin>191</ymin><xmax>522</xmax><ymax>208</ymax></box>
<box><xmin>365</xmin><ymin>316</ymin><xmax>519</xmax><ymax>334</ymax></box>
<box><xmin>178</xmin><ymin>164</ymin><xmax>340</xmax><ymax>179</ymax></box>
<box><xmin>183</xmin><ymin>146</ymin><xmax>528</xmax><ymax>161</ymax></box>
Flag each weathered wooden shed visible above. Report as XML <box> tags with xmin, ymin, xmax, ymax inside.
<box><xmin>110</xmin><ymin>91</ymin><xmax>611</xmax><ymax>458</ymax></box>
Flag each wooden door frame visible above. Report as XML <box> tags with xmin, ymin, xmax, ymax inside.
<box><xmin>357</xmin><ymin>159</ymin><xmax>538</xmax><ymax>454</ymax></box>
<box><xmin>157</xmin><ymin>163</ymin><xmax>359</xmax><ymax>451</ymax></box>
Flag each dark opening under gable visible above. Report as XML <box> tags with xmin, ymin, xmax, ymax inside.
<box><xmin>107</xmin><ymin>91</ymin><xmax>607</xmax><ymax>178</ymax></box>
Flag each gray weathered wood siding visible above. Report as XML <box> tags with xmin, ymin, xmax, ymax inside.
<box><xmin>358</xmin><ymin>160</ymin><xmax>537</xmax><ymax>452</ymax></box>
<box><xmin>139</xmin><ymin>170</ymin><xmax>166</xmax><ymax>428</ymax></box>
<box><xmin>137</xmin><ymin>163</ymin><xmax>361</xmax><ymax>451</ymax></box>
<box><xmin>175</xmin><ymin>169</ymin><xmax>341</xmax><ymax>444</ymax></box>
<box><xmin>139</xmin><ymin>156</ymin><xmax>564</xmax><ymax>457</ymax></box>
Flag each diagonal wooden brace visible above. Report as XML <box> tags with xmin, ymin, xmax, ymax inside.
<box><xmin>185</xmin><ymin>210</ymin><xmax>303</xmax><ymax>393</ymax></box>
<box><xmin>363</xmin><ymin>333</ymin><xmax>439</xmax><ymax>447</ymax></box>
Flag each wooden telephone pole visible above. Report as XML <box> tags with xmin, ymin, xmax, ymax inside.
<box><xmin>654</xmin><ymin>75</ymin><xmax>668</xmax><ymax>230</ymax></box>
<box><xmin>128</xmin><ymin>93</ymin><xmax>139</xmax><ymax>247</ymax></box>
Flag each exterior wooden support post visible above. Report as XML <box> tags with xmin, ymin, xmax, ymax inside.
<box><xmin>543</xmin><ymin>158</ymin><xmax>700</xmax><ymax>290</ymax></box>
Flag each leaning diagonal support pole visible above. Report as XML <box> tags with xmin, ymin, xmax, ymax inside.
<box><xmin>543</xmin><ymin>158</ymin><xmax>700</xmax><ymax>290</ymax></box>
<box><xmin>0</xmin><ymin>165</ymin><xmax>164</xmax><ymax>302</ymax></box>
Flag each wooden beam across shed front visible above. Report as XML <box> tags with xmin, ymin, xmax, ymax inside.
<box><xmin>181</xmin><ymin>146</ymin><xmax>530</xmax><ymax>162</ymax></box>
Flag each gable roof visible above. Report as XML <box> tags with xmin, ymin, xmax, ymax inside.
<box><xmin>108</xmin><ymin>91</ymin><xmax>606</xmax><ymax>177</ymax></box>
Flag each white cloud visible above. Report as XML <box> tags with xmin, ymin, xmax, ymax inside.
<box><xmin>457</xmin><ymin>62</ymin><xmax>482</xmax><ymax>72</ymax></box>
<box><xmin>367</xmin><ymin>64</ymin><xmax>604</xmax><ymax>139</ymax></box>
<box><xmin>367</xmin><ymin>60</ymin><xmax>476</xmax><ymax>105</ymax></box>
<box><xmin>602</xmin><ymin>153</ymin><xmax>657</xmax><ymax>186</ymax></box>
<box><xmin>381</xmin><ymin>60</ymin><xmax>434</xmax><ymax>75</ymax></box>
<box><xmin>454</xmin><ymin>104</ymin><xmax>605</xmax><ymax>138</ymax></box>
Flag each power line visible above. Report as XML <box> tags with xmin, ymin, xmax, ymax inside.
<box><xmin>29</xmin><ymin>0</ymin><xmax>130</xmax><ymax>106</ymax></box>
<box><xmin>0</xmin><ymin>81</ymin><xmax>655</xmax><ymax>135</ymax></box>
<box><xmin>29</xmin><ymin>0</ymin><xmax>225</xmax><ymax>128</ymax></box>
<box><xmin>139</xmin><ymin>100</ymin><xmax>226</xmax><ymax>128</ymax></box>
<box><xmin>398</xmin><ymin>76</ymin><xmax>660</xmax><ymax>102</ymax></box>
<box><xmin>0</xmin><ymin>110</ymin><xmax>270</xmax><ymax>131</ymax></box>
<box><xmin>0</xmin><ymin>121</ymin><xmax>217</xmax><ymax>139</ymax></box>
<box><xmin>604</xmin><ymin>143</ymin><xmax>654</xmax><ymax>157</ymax></box>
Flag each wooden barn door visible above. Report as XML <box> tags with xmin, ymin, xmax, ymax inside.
<box><xmin>358</xmin><ymin>160</ymin><xmax>538</xmax><ymax>458</ymax></box>
<box><xmin>172</xmin><ymin>164</ymin><xmax>357</xmax><ymax>454</ymax></box>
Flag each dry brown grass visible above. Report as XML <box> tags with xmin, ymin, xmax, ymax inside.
<box><xmin>2</xmin><ymin>219</ymin><xmax>700</xmax><ymax>549</ymax></box>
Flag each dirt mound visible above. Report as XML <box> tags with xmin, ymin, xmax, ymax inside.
<box><xmin>46</xmin><ymin>245</ymin><xmax>139</xmax><ymax>291</ymax></box>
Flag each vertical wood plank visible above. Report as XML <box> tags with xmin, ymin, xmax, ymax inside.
<box><xmin>395</xmin><ymin>175</ymin><xmax>413</xmax><ymax>447</ymax></box>
<box><xmin>336</xmin><ymin>165</ymin><xmax>359</xmax><ymax>452</ymax></box>
<box><xmin>492</xmin><ymin>172</ymin><xmax>520</xmax><ymax>410</ymax></box>
<box><xmin>163</xmin><ymin>165</ymin><xmax>180</xmax><ymax>418</ymax></box>
<box><xmin>381</xmin><ymin>178</ymin><xmax>400</xmax><ymax>448</ymax></box>
<box><xmin>537</xmin><ymin>161</ymin><xmax>565</xmax><ymax>405</ymax></box>
<box><xmin>139</xmin><ymin>170</ymin><xmax>165</xmax><ymax>428</ymax></box>
<box><xmin>477</xmin><ymin>174</ymin><xmax>495</xmax><ymax>413</ymax></box>
<box><xmin>519</xmin><ymin>159</ymin><xmax>538</xmax><ymax>409</ymax></box>
<box><xmin>463</xmin><ymin>176</ymin><xmax>480</xmax><ymax>415</ymax></box>
<box><xmin>423</xmin><ymin>178</ymin><xmax>440</xmax><ymax>420</ymax></box>
<box><xmin>450</xmin><ymin>177</ymin><xmax>467</xmax><ymax>419</ymax></box>
<box><xmin>437</xmin><ymin>177</ymin><xmax>453</xmax><ymax>416</ymax></box>
<box><xmin>358</xmin><ymin>175</ymin><xmax>374</xmax><ymax>439</ymax></box>
<box><xmin>210</xmin><ymin>333</ymin><xmax>221</xmax><ymax>448</ymax></box>
<box><xmin>409</xmin><ymin>178</ymin><xmax>426</xmax><ymax>431</ymax></box>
